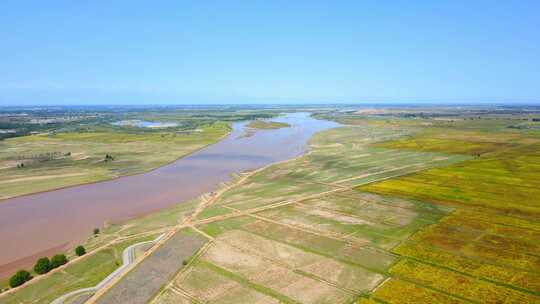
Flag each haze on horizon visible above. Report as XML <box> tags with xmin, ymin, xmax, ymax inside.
<box><xmin>1</xmin><ymin>1</ymin><xmax>539</xmax><ymax>106</ymax></box>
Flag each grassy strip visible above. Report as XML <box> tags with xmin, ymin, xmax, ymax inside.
<box><xmin>0</xmin><ymin>234</ymin><xmax>158</xmax><ymax>304</ymax></box>
<box><xmin>246</xmin><ymin>120</ymin><xmax>290</xmax><ymax>129</ymax></box>
<box><xmin>0</xmin><ymin>122</ymin><xmax>230</xmax><ymax>199</ymax></box>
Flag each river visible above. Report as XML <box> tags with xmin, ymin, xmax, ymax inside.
<box><xmin>0</xmin><ymin>112</ymin><xmax>339</xmax><ymax>278</ymax></box>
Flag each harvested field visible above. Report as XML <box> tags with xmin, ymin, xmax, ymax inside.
<box><xmin>217</xmin><ymin>230</ymin><xmax>384</xmax><ymax>292</ymax></box>
<box><xmin>173</xmin><ymin>262</ymin><xmax>280</xmax><ymax>304</ymax></box>
<box><xmin>95</xmin><ymin>230</ymin><xmax>206</xmax><ymax>304</ymax></box>
<box><xmin>201</xmin><ymin>241</ymin><xmax>353</xmax><ymax>304</ymax></box>
<box><xmin>151</xmin><ymin>289</ymin><xmax>193</xmax><ymax>304</ymax></box>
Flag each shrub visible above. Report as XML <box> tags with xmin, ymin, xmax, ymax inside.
<box><xmin>33</xmin><ymin>257</ymin><xmax>51</xmax><ymax>274</ymax></box>
<box><xmin>93</xmin><ymin>228</ymin><xmax>100</xmax><ymax>235</ymax></box>
<box><xmin>50</xmin><ymin>254</ymin><xmax>68</xmax><ymax>269</ymax></box>
<box><xmin>75</xmin><ymin>245</ymin><xmax>86</xmax><ymax>256</ymax></box>
<box><xmin>9</xmin><ymin>270</ymin><xmax>31</xmax><ymax>288</ymax></box>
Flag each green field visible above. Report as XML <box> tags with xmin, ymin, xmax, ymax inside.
<box><xmin>0</xmin><ymin>123</ymin><xmax>229</xmax><ymax>199</ymax></box>
<box><xmin>0</xmin><ymin>108</ymin><xmax>282</xmax><ymax>200</ymax></box>
<box><xmin>246</xmin><ymin>120</ymin><xmax>291</xmax><ymax>129</ymax></box>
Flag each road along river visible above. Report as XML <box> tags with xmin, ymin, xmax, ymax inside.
<box><xmin>0</xmin><ymin>112</ymin><xmax>339</xmax><ymax>278</ymax></box>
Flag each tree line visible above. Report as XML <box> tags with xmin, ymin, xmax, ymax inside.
<box><xmin>8</xmin><ymin>231</ymin><xmax>96</xmax><ymax>289</ymax></box>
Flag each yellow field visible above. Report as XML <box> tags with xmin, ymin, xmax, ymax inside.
<box><xmin>357</xmin><ymin>123</ymin><xmax>540</xmax><ymax>303</ymax></box>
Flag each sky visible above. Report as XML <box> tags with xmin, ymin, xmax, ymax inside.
<box><xmin>1</xmin><ymin>0</ymin><xmax>539</xmax><ymax>105</ymax></box>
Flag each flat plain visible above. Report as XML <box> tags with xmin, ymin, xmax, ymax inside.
<box><xmin>357</xmin><ymin>120</ymin><xmax>540</xmax><ymax>303</ymax></box>
<box><xmin>3</xmin><ymin>108</ymin><xmax>540</xmax><ymax>304</ymax></box>
<box><xmin>148</xmin><ymin>117</ymin><xmax>472</xmax><ymax>304</ymax></box>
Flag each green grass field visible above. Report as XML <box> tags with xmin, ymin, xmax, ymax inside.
<box><xmin>246</xmin><ymin>120</ymin><xmax>290</xmax><ymax>129</ymax></box>
<box><xmin>0</xmin><ymin>123</ymin><xmax>229</xmax><ymax>199</ymax></box>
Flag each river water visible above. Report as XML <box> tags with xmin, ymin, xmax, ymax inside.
<box><xmin>0</xmin><ymin>112</ymin><xmax>339</xmax><ymax>278</ymax></box>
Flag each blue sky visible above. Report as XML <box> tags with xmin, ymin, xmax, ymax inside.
<box><xmin>1</xmin><ymin>1</ymin><xmax>539</xmax><ymax>105</ymax></box>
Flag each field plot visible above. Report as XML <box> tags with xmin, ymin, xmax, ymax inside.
<box><xmin>208</xmin><ymin>125</ymin><xmax>467</xmax><ymax>215</ymax></box>
<box><xmin>254</xmin><ymin>189</ymin><xmax>450</xmax><ymax>251</ymax></box>
<box><xmin>151</xmin><ymin>289</ymin><xmax>193</xmax><ymax>304</ymax></box>
<box><xmin>170</xmin><ymin>124</ymin><xmax>478</xmax><ymax>304</ymax></box>
<box><xmin>95</xmin><ymin>230</ymin><xmax>206</xmax><ymax>304</ymax></box>
<box><xmin>186</xmin><ymin>188</ymin><xmax>449</xmax><ymax>304</ymax></box>
<box><xmin>186</xmin><ymin>187</ymin><xmax>451</xmax><ymax>304</ymax></box>
<box><xmin>390</xmin><ymin>259</ymin><xmax>538</xmax><ymax>303</ymax></box>
<box><xmin>367</xmin><ymin>279</ymin><xmax>466</xmax><ymax>304</ymax></box>
<box><xmin>357</xmin><ymin>125</ymin><xmax>540</xmax><ymax>303</ymax></box>
<box><xmin>171</xmin><ymin>261</ymin><xmax>280</xmax><ymax>304</ymax></box>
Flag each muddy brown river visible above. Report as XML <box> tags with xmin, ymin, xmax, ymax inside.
<box><xmin>0</xmin><ymin>113</ymin><xmax>339</xmax><ymax>278</ymax></box>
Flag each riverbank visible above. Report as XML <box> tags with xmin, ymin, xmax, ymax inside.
<box><xmin>0</xmin><ymin>113</ymin><xmax>339</xmax><ymax>302</ymax></box>
<box><xmin>0</xmin><ymin>122</ymin><xmax>231</xmax><ymax>201</ymax></box>
<box><xmin>0</xmin><ymin>113</ymin><xmax>338</xmax><ymax>286</ymax></box>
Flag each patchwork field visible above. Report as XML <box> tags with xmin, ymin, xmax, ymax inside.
<box><xmin>94</xmin><ymin>230</ymin><xmax>206</xmax><ymax>304</ymax></box>
<box><xmin>357</xmin><ymin>125</ymin><xmax>540</xmax><ymax>303</ymax></box>
<box><xmin>9</xmin><ymin>112</ymin><xmax>539</xmax><ymax>304</ymax></box>
<box><xmin>147</xmin><ymin>123</ymin><xmax>471</xmax><ymax>304</ymax></box>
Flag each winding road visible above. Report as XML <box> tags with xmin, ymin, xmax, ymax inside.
<box><xmin>51</xmin><ymin>233</ymin><xmax>165</xmax><ymax>304</ymax></box>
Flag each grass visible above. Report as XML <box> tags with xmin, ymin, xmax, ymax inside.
<box><xmin>0</xmin><ymin>122</ymin><xmax>230</xmax><ymax>199</ymax></box>
<box><xmin>0</xmin><ymin>234</ymin><xmax>158</xmax><ymax>304</ymax></box>
<box><xmin>246</xmin><ymin>120</ymin><xmax>291</xmax><ymax>129</ymax></box>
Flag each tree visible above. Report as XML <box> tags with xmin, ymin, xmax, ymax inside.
<box><xmin>9</xmin><ymin>270</ymin><xmax>31</xmax><ymax>288</ymax></box>
<box><xmin>75</xmin><ymin>245</ymin><xmax>86</xmax><ymax>256</ymax></box>
<box><xmin>33</xmin><ymin>257</ymin><xmax>51</xmax><ymax>275</ymax></box>
<box><xmin>50</xmin><ymin>254</ymin><xmax>68</xmax><ymax>269</ymax></box>
<box><xmin>93</xmin><ymin>228</ymin><xmax>100</xmax><ymax>235</ymax></box>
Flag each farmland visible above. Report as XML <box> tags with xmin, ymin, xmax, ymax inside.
<box><xmin>145</xmin><ymin>119</ymin><xmax>469</xmax><ymax>304</ymax></box>
<box><xmin>357</xmin><ymin>116</ymin><xmax>540</xmax><ymax>303</ymax></box>
<box><xmin>3</xmin><ymin>107</ymin><xmax>540</xmax><ymax>304</ymax></box>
